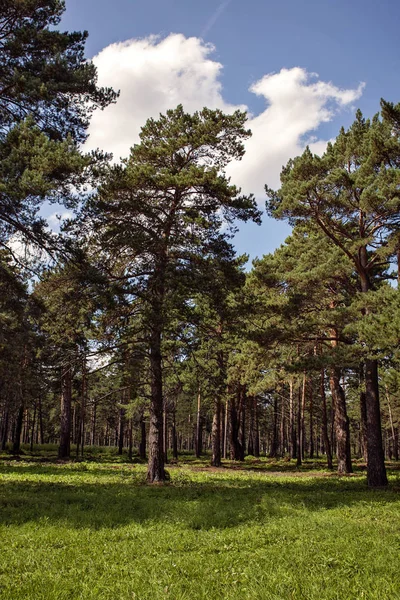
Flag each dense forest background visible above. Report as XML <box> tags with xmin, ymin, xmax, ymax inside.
<box><xmin>1</xmin><ymin>0</ymin><xmax>399</xmax><ymax>488</ymax></box>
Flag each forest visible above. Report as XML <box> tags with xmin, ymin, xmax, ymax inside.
<box><xmin>1</xmin><ymin>0</ymin><xmax>400</xmax><ymax>490</ymax></box>
<box><xmin>1</xmin><ymin>2</ymin><xmax>400</xmax><ymax>599</ymax></box>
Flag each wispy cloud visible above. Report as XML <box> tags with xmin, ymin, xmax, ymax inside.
<box><xmin>201</xmin><ymin>0</ymin><xmax>232</xmax><ymax>39</ymax></box>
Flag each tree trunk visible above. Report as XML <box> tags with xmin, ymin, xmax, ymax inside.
<box><xmin>239</xmin><ymin>386</ymin><xmax>246</xmax><ymax>461</ymax></box>
<box><xmin>58</xmin><ymin>363</ymin><xmax>72</xmax><ymax>459</ymax></box>
<box><xmin>359</xmin><ymin>258</ymin><xmax>387</xmax><ymax>487</ymax></box>
<box><xmin>364</xmin><ymin>359</ymin><xmax>388</xmax><ymax>487</ymax></box>
<box><xmin>139</xmin><ymin>412</ymin><xmax>146</xmax><ymax>460</ymax></box>
<box><xmin>269</xmin><ymin>395</ymin><xmax>279</xmax><ymax>458</ymax></box>
<box><xmin>289</xmin><ymin>379</ymin><xmax>296</xmax><ymax>459</ymax></box>
<box><xmin>12</xmin><ymin>404</ymin><xmax>24</xmax><ymax>454</ymax></box>
<box><xmin>320</xmin><ymin>370</ymin><xmax>333</xmax><ymax>469</ymax></box>
<box><xmin>38</xmin><ymin>395</ymin><xmax>44</xmax><ymax>445</ymax></box>
<box><xmin>147</xmin><ymin>325</ymin><xmax>165</xmax><ymax>482</ymax></box>
<box><xmin>223</xmin><ymin>398</ymin><xmax>229</xmax><ymax>459</ymax></box>
<box><xmin>309</xmin><ymin>382</ymin><xmax>314</xmax><ymax>459</ymax></box>
<box><xmin>118</xmin><ymin>406</ymin><xmax>125</xmax><ymax>455</ymax></box>
<box><xmin>254</xmin><ymin>396</ymin><xmax>260</xmax><ymax>458</ymax></box>
<box><xmin>247</xmin><ymin>395</ymin><xmax>255</xmax><ymax>456</ymax></box>
<box><xmin>1</xmin><ymin>410</ymin><xmax>9</xmax><ymax>450</ymax></box>
<box><xmin>211</xmin><ymin>397</ymin><xmax>221</xmax><ymax>467</ymax></box>
<box><xmin>172</xmin><ymin>408</ymin><xmax>178</xmax><ymax>461</ymax></box>
<box><xmin>195</xmin><ymin>386</ymin><xmax>202</xmax><ymax>458</ymax></box>
<box><xmin>329</xmin><ymin>368</ymin><xmax>352</xmax><ymax>473</ymax></box>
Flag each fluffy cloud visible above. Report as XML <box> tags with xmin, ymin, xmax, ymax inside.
<box><xmin>86</xmin><ymin>34</ymin><xmax>364</xmax><ymax>200</ymax></box>
<box><xmin>86</xmin><ymin>34</ymin><xmax>242</xmax><ymax>162</ymax></box>
<box><xmin>231</xmin><ymin>68</ymin><xmax>365</xmax><ymax>194</ymax></box>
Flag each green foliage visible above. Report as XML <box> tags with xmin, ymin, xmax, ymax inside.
<box><xmin>0</xmin><ymin>0</ymin><xmax>117</xmax><ymax>142</ymax></box>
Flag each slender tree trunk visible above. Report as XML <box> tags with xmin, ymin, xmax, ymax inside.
<box><xmin>58</xmin><ymin>363</ymin><xmax>72</xmax><ymax>459</ymax></box>
<box><xmin>91</xmin><ymin>400</ymin><xmax>97</xmax><ymax>446</ymax></box>
<box><xmin>139</xmin><ymin>412</ymin><xmax>146</xmax><ymax>460</ymax></box>
<box><xmin>30</xmin><ymin>403</ymin><xmax>36</xmax><ymax>451</ymax></box>
<box><xmin>359</xmin><ymin>365</ymin><xmax>368</xmax><ymax>462</ymax></box>
<box><xmin>385</xmin><ymin>386</ymin><xmax>398</xmax><ymax>462</ymax></box>
<box><xmin>289</xmin><ymin>379</ymin><xmax>296</xmax><ymax>459</ymax></box>
<box><xmin>195</xmin><ymin>386</ymin><xmax>202</xmax><ymax>458</ymax></box>
<box><xmin>296</xmin><ymin>381</ymin><xmax>303</xmax><ymax>466</ymax></box>
<box><xmin>81</xmin><ymin>357</ymin><xmax>86</xmax><ymax>458</ymax></box>
<box><xmin>364</xmin><ymin>359</ymin><xmax>388</xmax><ymax>486</ymax></box>
<box><xmin>329</xmin><ymin>368</ymin><xmax>352</xmax><ymax>473</ymax></box>
<box><xmin>223</xmin><ymin>398</ymin><xmax>229</xmax><ymax>459</ymax></box>
<box><xmin>38</xmin><ymin>395</ymin><xmax>44</xmax><ymax>445</ymax></box>
<box><xmin>147</xmin><ymin>326</ymin><xmax>165</xmax><ymax>481</ymax></box>
<box><xmin>254</xmin><ymin>396</ymin><xmax>260</xmax><ymax>458</ymax></box>
<box><xmin>320</xmin><ymin>370</ymin><xmax>333</xmax><ymax>469</ymax></box>
<box><xmin>118</xmin><ymin>406</ymin><xmax>125</xmax><ymax>455</ymax></box>
<box><xmin>1</xmin><ymin>410</ymin><xmax>9</xmax><ymax>450</ymax></box>
<box><xmin>163</xmin><ymin>399</ymin><xmax>168</xmax><ymax>464</ymax></box>
<box><xmin>211</xmin><ymin>397</ymin><xmax>221</xmax><ymax>467</ymax></box>
<box><xmin>128</xmin><ymin>418</ymin><xmax>133</xmax><ymax>460</ymax></box>
<box><xmin>309</xmin><ymin>382</ymin><xmax>314</xmax><ymax>459</ymax></box>
<box><xmin>270</xmin><ymin>395</ymin><xmax>279</xmax><ymax>458</ymax></box>
<box><xmin>247</xmin><ymin>395</ymin><xmax>255</xmax><ymax>456</ymax></box>
<box><xmin>172</xmin><ymin>408</ymin><xmax>178</xmax><ymax>461</ymax></box>
<box><xmin>12</xmin><ymin>405</ymin><xmax>24</xmax><ymax>454</ymax></box>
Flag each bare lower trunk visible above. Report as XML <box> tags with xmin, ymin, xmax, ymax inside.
<box><xmin>118</xmin><ymin>407</ymin><xmax>124</xmax><ymax>455</ymax></box>
<box><xmin>139</xmin><ymin>413</ymin><xmax>146</xmax><ymax>460</ymax></box>
<box><xmin>58</xmin><ymin>364</ymin><xmax>72</xmax><ymax>459</ymax></box>
<box><xmin>320</xmin><ymin>370</ymin><xmax>333</xmax><ymax>469</ymax></box>
<box><xmin>12</xmin><ymin>405</ymin><xmax>24</xmax><ymax>454</ymax></box>
<box><xmin>147</xmin><ymin>328</ymin><xmax>165</xmax><ymax>483</ymax></box>
<box><xmin>365</xmin><ymin>359</ymin><xmax>387</xmax><ymax>487</ymax></box>
<box><xmin>329</xmin><ymin>368</ymin><xmax>352</xmax><ymax>473</ymax></box>
<box><xmin>128</xmin><ymin>418</ymin><xmax>133</xmax><ymax>460</ymax></box>
<box><xmin>195</xmin><ymin>387</ymin><xmax>202</xmax><ymax>458</ymax></box>
<box><xmin>172</xmin><ymin>409</ymin><xmax>178</xmax><ymax>460</ymax></box>
<box><xmin>1</xmin><ymin>410</ymin><xmax>9</xmax><ymax>450</ymax></box>
<box><xmin>211</xmin><ymin>397</ymin><xmax>221</xmax><ymax>467</ymax></box>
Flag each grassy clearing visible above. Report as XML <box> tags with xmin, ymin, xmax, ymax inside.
<box><xmin>0</xmin><ymin>454</ymin><xmax>399</xmax><ymax>600</ymax></box>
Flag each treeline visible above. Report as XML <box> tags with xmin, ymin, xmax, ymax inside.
<box><xmin>0</xmin><ymin>1</ymin><xmax>399</xmax><ymax>487</ymax></box>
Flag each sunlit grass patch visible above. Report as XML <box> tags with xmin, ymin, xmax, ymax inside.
<box><xmin>0</xmin><ymin>458</ymin><xmax>399</xmax><ymax>599</ymax></box>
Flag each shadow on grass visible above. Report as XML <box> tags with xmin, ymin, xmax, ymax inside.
<box><xmin>0</xmin><ymin>462</ymin><xmax>399</xmax><ymax>532</ymax></box>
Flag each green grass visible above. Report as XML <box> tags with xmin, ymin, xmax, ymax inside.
<box><xmin>0</xmin><ymin>455</ymin><xmax>399</xmax><ymax>600</ymax></box>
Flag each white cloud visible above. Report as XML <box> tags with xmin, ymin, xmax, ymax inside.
<box><xmin>86</xmin><ymin>34</ymin><xmax>243</xmax><ymax>162</ymax></box>
<box><xmin>230</xmin><ymin>68</ymin><xmax>365</xmax><ymax>195</ymax></box>
<box><xmin>86</xmin><ymin>34</ymin><xmax>365</xmax><ymax>201</ymax></box>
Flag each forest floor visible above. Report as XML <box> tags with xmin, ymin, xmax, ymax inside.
<box><xmin>0</xmin><ymin>447</ymin><xmax>400</xmax><ymax>600</ymax></box>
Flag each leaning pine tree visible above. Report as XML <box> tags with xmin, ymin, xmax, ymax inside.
<box><xmin>80</xmin><ymin>105</ymin><xmax>261</xmax><ymax>482</ymax></box>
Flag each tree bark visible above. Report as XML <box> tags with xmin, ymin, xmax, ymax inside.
<box><xmin>211</xmin><ymin>397</ymin><xmax>221</xmax><ymax>467</ymax></box>
<box><xmin>147</xmin><ymin>325</ymin><xmax>165</xmax><ymax>482</ymax></box>
<box><xmin>139</xmin><ymin>412</ymin><xmax>146</xmax><ymax>460</ymax></box>
<box><xmin>58</xmin><ymin>363</ymin><xmax>72</xmax><ymax>459</ymax></box>
<box><xmin>195</xmin><ymin>386</ymin><xmax>202</xmax><ymax>458</ymax></box>
<box><xmin>320</xmin><ymin>370</ymin><xmax>333</xmax><ymax>469</ymax></box>
<box><xmin>364</xmin><ymin>359</ymin><xmax>388</xmax><ymax>486</ymax></box>
<box><xmin>12</xmin><ymin>404</ymin><xmax>24</xmax><ymax>454</ymax></box>
<box><xmin>329</xmin><ymin>368</ymin><xmax>352</xmax><ymax>473</ymax></box>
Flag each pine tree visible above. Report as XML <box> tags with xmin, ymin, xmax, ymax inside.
<box><xmin>79</xmin><ymin>105</ymin><xmax>261</xmax><ymax>481</ymax></box>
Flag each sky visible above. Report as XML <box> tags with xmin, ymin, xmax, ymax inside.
<box><xmin>58</xmin><ymin>0</ymin><xmax>400</xmax><ymax>264</ymax></box>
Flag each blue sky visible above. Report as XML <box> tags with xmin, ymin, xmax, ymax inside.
<box><xmin>59</xmin><ymin>0</ymin><xmax>400</xmax><ymax>263</ymax></box>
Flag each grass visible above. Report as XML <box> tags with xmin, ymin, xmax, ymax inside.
<box><xmin>0</xmin><ymin>452</ymin><xmax>400</xmax><ymax>599</ymax></box>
